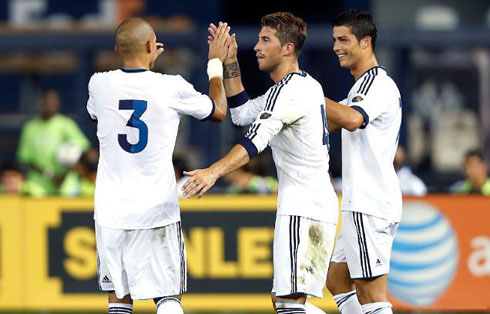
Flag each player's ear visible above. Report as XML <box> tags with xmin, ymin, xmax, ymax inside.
<box><xmin>114</xmin><ymin>45</ymin><xmax>119</xmax><ymax>55</ymax></box>
<box><xmin>145</xmin><ymin>41</ymin><xmax>152</xmax><ymax>54</ymax></box>
<box><xmin>360</xmin><ymin>36</ymin><xmax>371</xmax><ymax>49</ymax></box>
<box><xmin>284</xmin><ymin>42</ymin><xmax>295</xmax><ymax>57</ymax></box>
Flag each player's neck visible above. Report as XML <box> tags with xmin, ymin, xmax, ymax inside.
<box><xmin>122</xmin><ymin>56</ymin><xmax>150</xmax><ymax>71</ymax></box>
<box><xmin>270</xmin><ymin>61</ymin><xmax>300</xmax><ymax>84</ymax></box>
<box><xmin>351</xmin><ymin>54</ymin><xmax>378</xmax><ymax>81</ymax></box>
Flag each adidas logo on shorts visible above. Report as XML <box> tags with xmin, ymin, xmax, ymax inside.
<box><xmin>102</xmin><ymin>275</ymin><xmax>112</xmax><ymax>283</ymax></box>
<box><xmin>375</xmin><ymin>258</ymin><xmax>382</xmax><ymax>266</ymax></box>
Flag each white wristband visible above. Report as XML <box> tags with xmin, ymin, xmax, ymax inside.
<box><xmin>207</xmin><ymin>58</ymin><xmax>223</xmax><ymax>80</ymax></box>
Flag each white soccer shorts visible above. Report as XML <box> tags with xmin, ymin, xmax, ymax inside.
<box><xmin>331</xmin><ymin>211</ymin><xmax>399</xmax><ymax>279</ymax></box>
<box><xmin>96</xmin><ymin>221</ymin><xmax>187</xmax><ymax>300</ymax></box>
<box><xmin>272</xmin><ymin>215</ymin><xmax>337</xmax><ymax>298</ymax></box>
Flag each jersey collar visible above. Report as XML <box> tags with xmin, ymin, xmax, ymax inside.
<box><xmin>120</xmin><ymin>68</ymin><xmax>148</xmax><ymax>73</ymax></box>
<box><xmin>358</xmin><ymin>65</ymin><xmax>385</xmax><ymax>80</ymax></box>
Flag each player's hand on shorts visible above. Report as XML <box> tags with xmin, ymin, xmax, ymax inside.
<box><xmin>208</xmin><ymin>21</ymin><xmax>231</xmax><ymax>62</ymax></box>
<box><xmin>182</xmin><ymin>168</ymin><xmax>218</xmax><ymax>198</ymax></box>
<box><xmin>208</xmin><ymin>23</ymin><xmax>237</xmax><ymax>63</ymax></box>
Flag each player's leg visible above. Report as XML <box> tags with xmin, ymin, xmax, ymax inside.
<box><xmin>272</xmin><ymin>215</ymin><xmax>336</xmax><ymax>314</ymax></box>
<box><xmin>326</xmin><ymin>213</ymin><xmax>362</xmax><ymax>314</ymax></box>
<box><xmin>346</xmin><ymin>212</ymin><xmax>399</xmax><ymax>314</ymax></box>
<box><xmin>123</xmin><ymin>222</ymin><xmax>186</xmax><ymax>313</ymax></box>
<box><xmin>272</xmin><ymin>292</ymin><xmax>307</xmax><ymax>313</ymax></box>
<box><xmin>96</xmin><ymin>224</ymin><xmax>133</xmax><ymax>313</ymax></box>
<box><xmin>108</xmin><ymin>292</ymin><xmax>133</xmax><ymax>313</ymax></box>
<box><xmin>154</xmin><ymin>295</ymin><xmax>183</xmax><ymax>314</ymax></box>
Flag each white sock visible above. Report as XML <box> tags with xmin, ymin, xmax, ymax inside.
<box><xmin>156</xmin><ymin>296</ymin><xmax>183</xmax><ymax>314</ymax></box>
<box><xmin>333</xmin><ymin>290</ymin><xmax>362</xmax><ymax>314</ymax></box>
<box><xmin>305</xmin><ymin>301</ymin><xmax>327</xmax><ymax>314</ymax></box>
<box><xmin>361</xmin><ymin>302</ymin><xmax>393</xmax><ymax>314</ymax></box>
<box><xmin>108</xmin><ymin>302</ymin><xmax>132</xmax><ymax>314</ymax></box>
<box><xmin>275</xmin><ymin>301</ymin><xmax>306</xmax><ymax>313</ymax></box>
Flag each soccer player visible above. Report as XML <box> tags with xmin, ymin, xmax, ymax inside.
<box><xmin>324</xmin><ymin>9</ymin><xmax>402</xmax><ymax>314</ymax></box>
<box><xmin>86</xmin><ymin>18</ymin><xmax>230</xmax><ymax>314</ymax></box>
<box><xmin>183</xmin><ymin>12</ymin><xmax>339</xmax><ymax>314</ymax></box>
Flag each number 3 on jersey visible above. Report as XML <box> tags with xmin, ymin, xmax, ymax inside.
<box><xmin>320</xmin><ymin>104</ymin><xmax>330</xmax><ymax>150</ymax></box>
<box><xmin>118</xmin><ymin>99</ymin><xmax>148</xmax><ymax>153</ymax></box>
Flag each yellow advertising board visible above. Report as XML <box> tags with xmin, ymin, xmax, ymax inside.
<box><xmin>1</xmin><ymin>195</ymin><xmax>488</xmax><ymax>311</ymax></box>
<box><xmin>0</xmin><ymin>196</ymin><xmax>23</xmax><ymax>308</ymax></box>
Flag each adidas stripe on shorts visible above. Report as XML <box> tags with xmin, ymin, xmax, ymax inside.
<box><xmin>272</xmin><ymin>215</ymin><xmax>337</xmax><ymax>298</ymax></box>
<box><xmin>331</xmin><ymin>211</ymin><xmax>399</xmax><ymax>279</ymax></box>
<box><xmin>96</xmin><ymin>221</ymin><xmax>186</xmax><ymax>299</ymax></box>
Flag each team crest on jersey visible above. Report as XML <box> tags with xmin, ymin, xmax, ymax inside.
<box><xmin>260</xmin><ymin>112</ymin><xmax>271</xmax><ymax>119</ymax></box>
<box><xmin>352</xmin><ymin>96</ymin><xmax>364</xmax><ymax>103</ymax></box>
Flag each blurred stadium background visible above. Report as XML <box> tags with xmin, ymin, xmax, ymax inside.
<box><xmin>0</xmin><ymin>0</ymin><xmax>489</xmax><ymax>313</ymax></box>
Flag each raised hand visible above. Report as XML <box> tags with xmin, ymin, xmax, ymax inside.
<box><xmin>208</xmin><ymin>22</ymin><xmax>231</xmax><ymax>62</ymax></box>
<box><xmin>209</xmin><ymin>23</ymin><xmax>238</xmax><ymax>63</ymax></box>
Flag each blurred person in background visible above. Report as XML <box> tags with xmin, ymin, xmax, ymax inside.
<box><xmin>224</xmin><ymin>161</ymin><xmax>278</xmax><ymax>194</ymax></box>
<box><xmin>450</xmin><ymin>149</ymin><xmax>490</xmax><ymax>196</ymax></box>
<box><xmin>184</xmin><ymin>12</ymin><xmax>338</xmax><ymax>314</ymax></box>
<box><xmin>16</xmin><ymin>89</ymin><xmax>90</xmax><ymax>197</ymax></box>
<box><xmin>0</xmin><ymin>163</ymin><xmax>25</xmax><ymax>195</ymax></box>
<box><xmin>88</xmin><ymin>18</ymin><xmax>229</xmax><ymax>314</ymax></box>
<box><xmin>394</xmin><ymin>146</ymin><xmax>427</xmax><ymax>196</ymax></box>
<box><xmin>62</xmin><ymin>149</ymin><xmax>98</xmax><ymax>197</ymax></box>
<box><xmin>324</xmin><ymin>9</ymin><xmax>402</xmax><ymax>314</ymax></box>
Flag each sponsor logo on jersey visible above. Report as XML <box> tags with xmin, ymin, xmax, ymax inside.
<box><xmin>260</xmin><ymin>112</ymin><xmax>271</xmax><ymax>119</ymax></box>
<box><xmin>352</xmin><ymin>96</ymin><xmax>364</xmax><ymax>103</ymax></box>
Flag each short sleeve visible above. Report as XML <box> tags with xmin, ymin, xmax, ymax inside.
<box><xmin>349</xmin><ymin>78</ymin><xmax>392</xmax><ymax>128</ymax></box>
<box><xmin>229</xmin><ymin>91</ymin><xmax>268</xmax><ymax>126</ymax></box>
<box><xmin>170</xmin><ymin>75</ymin><xmax>214</xmax><ymax>121</ymax></box>
<box><xmin>239</xmin><ymin>87</ymin><xmax>303</xmax><ymax>158</ymax></box>
<box><xmin>86</xmin><ymin>74</ymin><xmax>98</xmax><ymax>120</ymax></box>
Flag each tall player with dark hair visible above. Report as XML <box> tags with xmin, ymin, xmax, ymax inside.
<box><xmin>325</xmin><ymin>9</ymin><xmax>402</xmax><ymax>314</ymax></box>
<box><xmin>184</xmin><ymin>12</ymin><xmax>339</xmax><ymax>314</ymax></box>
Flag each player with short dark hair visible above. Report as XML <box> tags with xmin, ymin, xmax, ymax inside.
<box><xmin>183</xmin><ymin>12</ymin><xmax>339</xmax><ymax>314</ymax></box>
<box><xmin>324</xmin><ymin>8</ymin><xmax>402</xmax><ymax>314</ymax></box>
<box><xmin>87</xmin><ymin>17</ymin><xmax>230</xmax><ymax>314</ymax></box>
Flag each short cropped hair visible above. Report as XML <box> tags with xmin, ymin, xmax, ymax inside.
<box><xmin>333</xmin><ymin>8</ymin><xmax>377</xmax><ymax>50</ymax></box>
<box><xmin>261</xmin><ymin>12</ymin><xmax>307</xmax><ymax>57</ymax></box>
<box><xmin>465</xmin><ymin>149</ymin><xmax>484</xmax><ymax>161</ymax></box>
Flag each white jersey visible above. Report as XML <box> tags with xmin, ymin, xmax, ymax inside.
<box><xmin>87</xmin><ymin>69</ymin><xmax>214</xmax><ymax>229</ymax></box>
<box><xmin>230</xmin><ymin>71</ymin><xmax>338</xmax><ymax>224</ymax></box>
<box><xmin>341</xmin><ymin>66</ymin><xmax>402</xmax><ymax>222</ymax></box>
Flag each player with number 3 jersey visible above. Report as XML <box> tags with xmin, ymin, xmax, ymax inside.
<box><xmin>86</xmin><ymin>18</ymin><xmax>230</xmax><ymax>314</ymax></box>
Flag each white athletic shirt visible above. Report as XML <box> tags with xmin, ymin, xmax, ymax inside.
<box><xmin>87</xmin><ymin>69</ymin><xmax>214</xmax><ymax>229</ymax></box>
<box><xmin>340</xmin><ymin>66</ymin><xmax>403</xmax><ymax>222</ymax></box>
<box><xmin>230</xmin><ymin>71</ymin><xmax>339</xmax><ymax>224</ymax></box>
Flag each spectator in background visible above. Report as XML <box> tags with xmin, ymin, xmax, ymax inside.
<box><xmin>0</xmin><ymin>163</ymin><xmax>25</xmax><ymax>194</ymax></box>
<box><xmin>394</xmin><ymin>146</ymin><xmax>428</xmax><ymax>196</ymax></box>
<box><xmin>59</xmin><ymin>149</ymin><xmax>98</xmax><ymax>197</ymax></box>
<box><xmin>16</xmin><ymin>89</ymin><xmax>91</xmax><ymax>197</ymax></box>
<box><xmin>450</xmin><ymin>150</ymin><xmax>490</xmax><ymax>196</ymax></box>
<box><xmin>224</xmin><ymin>163</ymin><xmax>278</xmax><ymax>194</ymax></box>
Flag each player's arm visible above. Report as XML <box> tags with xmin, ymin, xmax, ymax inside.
<box><xmin>206</xmin><ymin>22</ymin><xmax>231</xmax><ymax>122</ymax></box>
<box><xmin>182</xmin><ymin>144</ymin><xmax>250</xmax><ymax>198</ymax></box>
<box><xmin>325</xmin><ymin>97</ymin><xmax>364</xmax><ymax>132</ymax></box>
<box><xmin>209</xmin><ymin>23</ymin><xmax>264</xmax><ymax>126</ymax></box>
<box><xmin>183</xmin><ymin>94</ymin><xmax>296</xmax><ymax>199</ymax></box>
